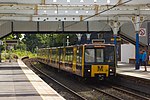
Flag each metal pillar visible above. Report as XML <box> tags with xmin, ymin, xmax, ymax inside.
<box><xmin>0</xmin><ymin>40</ymin><xmax>3</xmax><ymax>63</ymax></box>
<box><xmin>86</xmin><ymin>33</ymin><xmax>91</xmax><ymax>44</ymax></box>
<box><xmin>66</xmin><ymin>35</ymin><xmax>69</xmax><ymax>46</ymax></box>
<box><xmin>135</xmin><ymin>32</ymin><xmax>139</xmax><ymax>69</ymax></box>
<box><xmin>114</xmin><ymin>34</ymin><xmax>117</xmax><ymax>46</ymax></box>
<box><xmin>134</xmin><ymin>16</ymin><xmax>140</xmax><ymax>70</ymax></box>
<box><xmin>112</xmin><ymin>21</ymin><xmax>120</xmax><ymax>46</ymax></box>
<box><xmin>76</xmin><ymin>34</ymin><xmax>82</xmax><ymax>45</ymax></box>
<box><xmin>112</xmin><ymin>21</ymin><xmax>120</xmax><ymax>66</ymax></box>
<box><xmin>0</xmin><ymin>46</ymin><xmax>1</xmax><ymax>63</ymax></box>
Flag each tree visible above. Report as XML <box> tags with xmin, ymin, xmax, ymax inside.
<box><xmin>23</xmin><ymin>34</ymin><xmax>40</xmax><ymax>53</ymax></box>
<box><xmin>22</xmin><ymin>33</ymin><xmax>78</xmax><ymax>53</ymax></box>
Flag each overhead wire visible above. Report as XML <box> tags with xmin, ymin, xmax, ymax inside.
<box><xmin>62</xmin><ymin>0</ymin><xmax>132</xmax><ymax>30</ymax></box>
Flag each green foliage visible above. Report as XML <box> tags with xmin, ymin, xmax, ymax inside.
<box><xmin>12</xmin><ymin>49</ymin><xmax>37</xmax><ymax>58</ymax></box>
<box><xmin>1</xmin><ymin>53</ymin><xmax>10</xmax><ymax>60</ymax></box>
<box><xmin>1</xmin><ymin>49</ymin><xmax>37</xmax><ymax>60</ymax></box>
<box><xmin>1</xmin><ymin>33</ymin><xmax>78</xmax><ymax>55</ymax></box>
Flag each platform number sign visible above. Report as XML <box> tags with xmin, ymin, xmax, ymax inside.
<box><xmin>139</xmin><ymin>28</ymin><xmax>146</xmax><ymax>36</ymax></box>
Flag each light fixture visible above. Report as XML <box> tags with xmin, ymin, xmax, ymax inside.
<box><xmin>76</xmin><ymin>11</ymin><xmax>79</xmax><ymax>13</ymax></box>
<box><xmin>107</xmin><ymin>0</ymin><xmax>110</xmax><ymax>4</ymax></box>
<box><xmin>94</xmin><ymin>0</ymin><xmax>97</xmax><ymax>2</ymax></box>
<box><xmin>54</xmin><ymin>10</ymin><xmax>57</xmax><ymax>14</ymax></box>
<box><xmin>67</xmin><ymin>0</ymin><xmax>70</xmax><ymax>2</ymax></box>
<box><xmin>44</xmin><ymin>10</ymin><xmax>46</xmax><ymax>13</ymax></box>
<box><xmin>86</xmin><ymin>11</ymin><xmax>89</xmax><ymax>13</ymax></box>
<box><xmin>80</xmin><ymin>0</ymin><xmax>84</xmax><ymax>2</ymax></box>
<box><xmin>53</xmin><ymin>0</ymin><xmax>57</xmax><ymax>2</ymax></box>
<box><xmin>65</xmin><ymin>10</ymin><xmax>68</xmax><ymax>13</ymax></box>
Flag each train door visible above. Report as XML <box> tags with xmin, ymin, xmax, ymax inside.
<box><xmin>72</xmin><ymin>47</ymin><xmax>77</xmax><ymax>72</ymax></box>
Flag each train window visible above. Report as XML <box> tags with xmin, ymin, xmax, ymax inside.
<box><xmin>85</xmin><ymin>49</ymin><xmax>95</xmax><ymax>62</ymax></box>
<box><xmin>65</xmin><ymin>48</ymin><xmax>73</xmax><ymax>62</ymax></box>
<box><xmin>60</xmin><ymin>49</ymin><xmax>63</xmax><ymax>61</ymax></box>
<box><xmin>52</xmin><ymin>49</ymin><xmax>56</xmax><ymax>60</ymax></box>
<box><xmin>65</xmin><ymin>49</ymin><xmax>68</xmax><ymax>62</ymax></box>
<box><xmin>96</xmin><ymin>49</ymin><xmax>104</xmax><ymax>62</ymax></box>
<box><xmin>77</xmin><ymin>49</ymin><xmax>79</xmax><ymax>63</ymax></box>
<box><xmin>76</xmin><ymin>47</ymin><xmax>82</xmax><ymax>65</ymax></box>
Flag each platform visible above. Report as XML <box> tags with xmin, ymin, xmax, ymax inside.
<box><xmin>117</xmin><ymin>63</ymin><xmax>150</xmax><ymax>80</ymax></box>
<box><xmin>0</xmin><ymin>59</ymin><xmax>65</xmax><ymax>100</ymax></box>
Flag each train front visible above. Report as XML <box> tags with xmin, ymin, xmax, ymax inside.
<box><xmin>83</xmin><ymin>44</ymin><xmax>116</xmax><ymax>80</ymax></box>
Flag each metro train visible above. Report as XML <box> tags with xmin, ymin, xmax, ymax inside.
<box><xmin>37</xmin><ymin>43</ymin><xmax>116</xmax><ymax>80</ymax></box>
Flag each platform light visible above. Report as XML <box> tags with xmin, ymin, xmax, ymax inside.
<box><xmin>44</xmin><ymin>10</ymin><xmax>46</xmax><ymax>13</ymax></box>
<box><xmin>67</xmin><ymin>0</ymin><xmax>70</xmax><ymax>2</ymax></box>
<box><xmin>107</xmin><ymin>0</ymin><xmax>110</xmax><ymax>4</ymax></box>
<box><xmin>80</xmin><ymin>0</ymin><xmax>84</xmax><ymax>2</ymax></box>
<box><xmin>86</xmin><ymin>11</ymin><xmax>89</xmax><ymax>13</ymax></box>
<box><xmin>65</xmin><ymin>10</ymin><xmax>68</xmax><ymax>13</ymax></box>
<box><xmin>53</xmin><ymin>0</ymin><xmax>57</xmax><ymax>2</ymax></box>
<box><xmin>54</xmin><ymin>10</ymin><xmax>57</xmax><ymax>14</ymax></box>
<box><xmin>76</xmin><ymin>11</ymin><xmax>79</xmax><ymax>14</ymax></box>
<box><xmin>94</xmin><ymin>0</ymin><xmax>97</xmax><ymax>3</ymax></box>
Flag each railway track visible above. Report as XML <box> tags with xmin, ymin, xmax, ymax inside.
<box><xmin>91</xmin><ymin>85</ymin><xmax>150</xmax><ymax>100</ymax></box>
<box><xmin>29</xmin><ymin>60</ymin><xmax>87</xmax><ymax>100</ymax></box>
<box><xmin>112</xmin><ymin>86</ymin><xmax>150</xmax><ymax>100</ymax></box>
<box><xmin>24</xmin><ymin>59</ymin><xmax>150</xmax><ymax>100</ymax></box>
<box><xmin>27</xmin><ymin>60</ymin><xmax>118</xmax><ymax>99</ymax></box>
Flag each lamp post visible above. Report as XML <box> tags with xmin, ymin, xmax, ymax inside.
<box><xmin>66</xmin><ymin>35</ymin><xmax>70</xmax><ymax>46</ymax></box>
<box><xmin>0</xmin><ymin>40</ymin><xmax>3</xmax><ymax>63</ymax></box>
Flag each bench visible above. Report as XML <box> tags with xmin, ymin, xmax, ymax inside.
<box><xmin>129</xmin><ymin>58</ymin><xmax>136</xmax><ymax>64</ymax></box>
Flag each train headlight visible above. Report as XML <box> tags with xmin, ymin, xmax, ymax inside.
<box><xmin>88</xmin><ymin>69</ymin><xmax>91</xmax><ymax>72</ymax></box>
<box><xmin>109</xmin><ymin>69</ymin><xmax>113</xmax><ymax>72</ymax></box>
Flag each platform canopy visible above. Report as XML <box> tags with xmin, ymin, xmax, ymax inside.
<box><xmin>0</xmin><ymin>0</ymin><xmax>150</xmax><ymax>21</ymax></box>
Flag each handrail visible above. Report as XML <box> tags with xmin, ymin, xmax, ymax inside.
<box><xmin>118</xmin><ymin>32</ymin><xmax>147</xmax><ymax>47</ymax></box>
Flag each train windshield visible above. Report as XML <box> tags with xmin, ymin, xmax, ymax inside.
<box><xmin>85</xmin><ymin>49</ymin><xmax>95</xmax><ymax>62</ymax></box>
<box><xmin>85</xmin><ymin>46</ymin><xmax>114</xmax><ymax>63</ymax></box>
<box><xmin>104</xmin><ymin>46</ymin><xmax>115</xmax><ymax>62</ymax></box>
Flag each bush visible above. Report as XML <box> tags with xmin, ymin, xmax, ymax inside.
<box><xmin>1</xmin><ymin>49</ymin><xmax>37</xmax><ymax>60</ymax></box>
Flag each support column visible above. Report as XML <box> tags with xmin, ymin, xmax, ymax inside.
<box><xmin>112</xmin><ymin>23</ymin><xmax>119</xmax><ymax>46</ymax></box>
<box><xmin>133</xmin><ymin>16</ymin><xmax>140</xmax><ymax>70</ymax></box>
<box><xmin>0</xmin><ymin>44</ymin><xmax>1</xmax><ymax>63</ymax></box>
<box><xmin>66</xmin><ymin>35</ymin><xmax>70</xmax><ymax>46</ymax></box>
<box><xmin>109</xmin><ymin>19</ymin><xmax>120</xmax><ymax>47</ymax></box>
<box><xmin>112</xmin><ymin>21</ymin><xmax>120</xmax><ymax>66</ymax></box>
<box><xmin>0</xmin><ymin>40</ymin><xmax>3</xmax><ymax>63</ymax></box>
<box><xmin>86</xmin><ymin>33</ymin><xmax>91</xmax><ymax>44</ymax></box>
<box><xmin>76</xmin><ymin>34</ymin><xmax>82</xmax><ymax>45</ymax></box>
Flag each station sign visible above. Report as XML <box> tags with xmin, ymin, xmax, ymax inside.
<box><xmin>5</xmin><ymin>40</ymin><xmax>18</xmax><ymax>45</ymax></box>
<box><xmin>111</xmin><ymin>37</ymin><xmax>121</xmax><ymax>41</ymax></box>
<box><xmin>92</xmin><ymin>39</ymin><xmax>105</xmax><ymax>44</ymax></box>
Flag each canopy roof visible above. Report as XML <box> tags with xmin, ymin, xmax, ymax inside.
<box><xmin>0</xmin><ymin>0</ymin><xmax>150</xmax><ymax>21</ymax></box>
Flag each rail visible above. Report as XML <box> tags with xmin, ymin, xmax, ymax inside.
<box><xmin>29</xmin><ymin>60</ymin><xmax>87</xmax><ymax>100</ymax></box>
<box><xmin>118</xmin><ymin>32</ymin><xmax>147</xmax><ymax>47</ymax></box>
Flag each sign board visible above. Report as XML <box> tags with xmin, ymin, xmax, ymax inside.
<box><xmin>92</xmin><ymin>39</ymin><xmax>105</xmax><ymax>44</ymax></box>
<box><xmin>139</xmin><ymin>28</ymin><xmax>146</xmax><ymax>36</ymax></box>
<box><xmin>5</xmin><ymin>40</ymin><xmax>18</xmax><ymax>45</ymax></box>
<box><xmin>111</xmin><ymin>38</ymin><xmax>121</xmax><ymax>41</ymax></box>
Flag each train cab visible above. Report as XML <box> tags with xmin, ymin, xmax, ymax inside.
<box><xmin>82</xmin><ymin>43</ymin><xmax>116</xmax><ymax>79</ymax></box>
